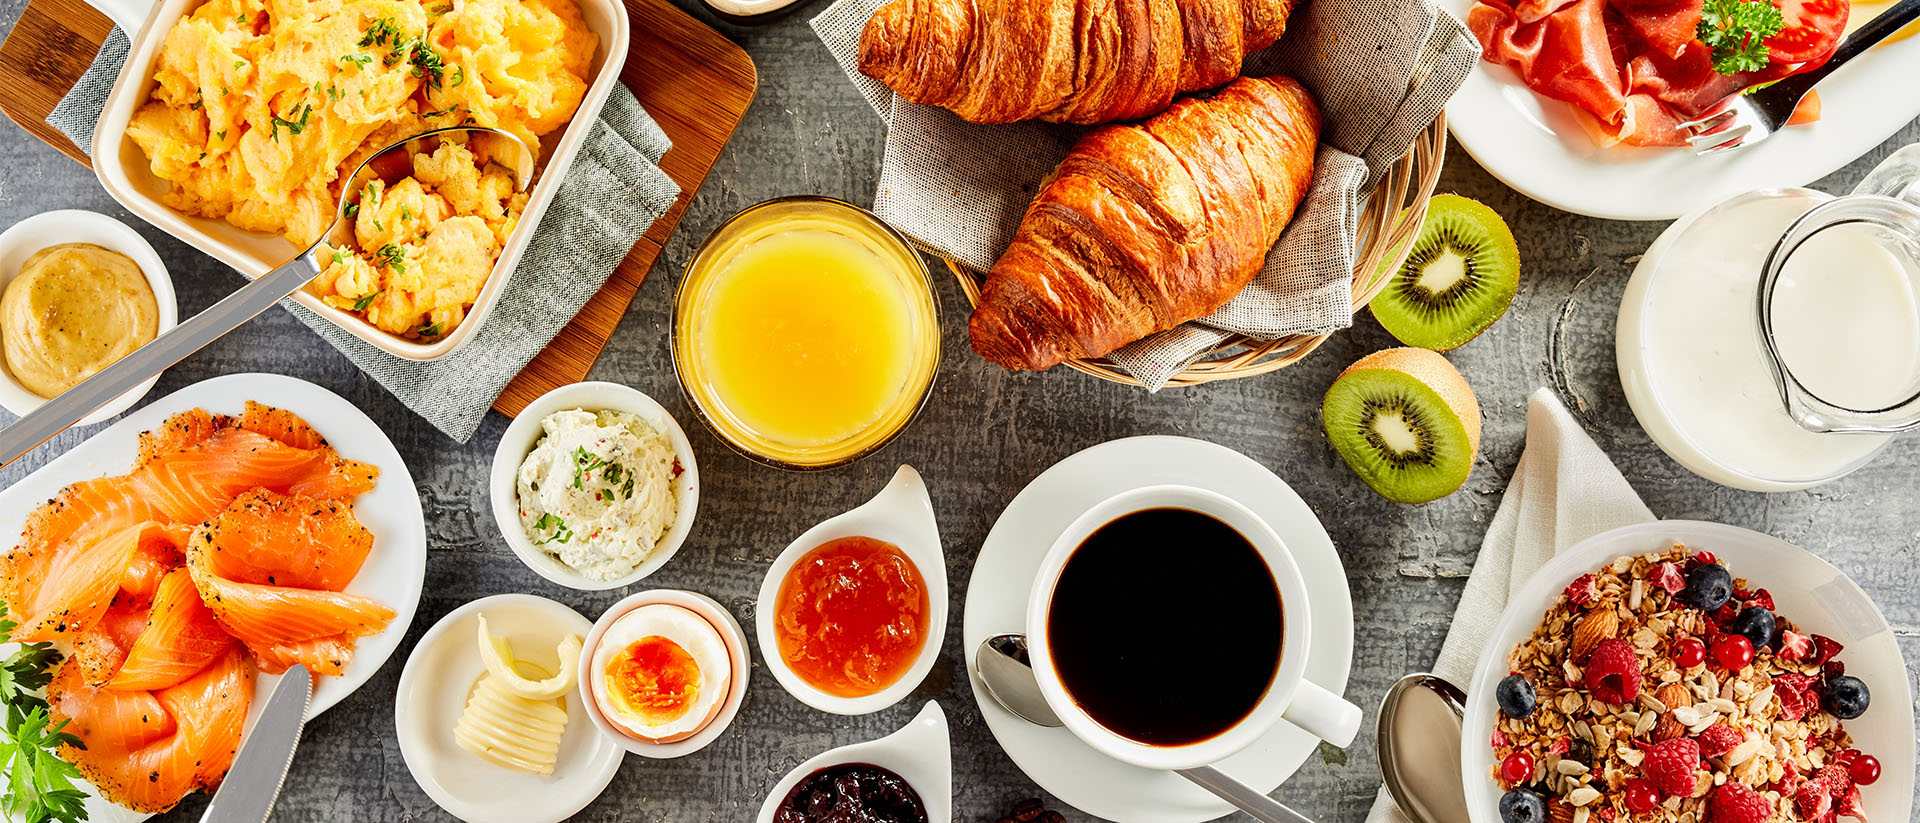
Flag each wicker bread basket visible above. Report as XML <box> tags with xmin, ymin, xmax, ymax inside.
<box><xmin>948</xmin><ymin>114</ymin><xmax>1449</xmax><ymax>387</ymax></box>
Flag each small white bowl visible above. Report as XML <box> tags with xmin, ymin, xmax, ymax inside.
<box><xmin>577</xmin><ymin>588</ymin><xmax>751</xmax><ymax>758</ymax></box>
<box><xmin>489</xmin><ymin>381</ymin><xmax>700</xmax><ymax>590</ymax></box>
<box><xmin>395</xmin><ymin>594</ymin><xmax>624</xmax><ymax>823</ymax></box>
<box><xmin>755</xmin><ymin>464</ymin><xmax>948</xmax><ymax>715</ymax></box>
<box><xmin>0</xmin><ymin>209</ymin><xmax>177</xmax><ymax>425</ymax></box>
<box><xmin>754</xmin><ymin>701</ymin><xmax>953</xmax><ymax>823</ymax></box>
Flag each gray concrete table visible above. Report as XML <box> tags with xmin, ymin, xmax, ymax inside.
<box><xmin>0</xmin><ymin>2</ymin><xmax>1915</xmax><ymax>820</ymax></box>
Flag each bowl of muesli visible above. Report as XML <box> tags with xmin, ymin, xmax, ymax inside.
<box><xmin>1461</xmin><ymin>521</ymin><xmax>1913</xmax><ymax>823</ymax></box>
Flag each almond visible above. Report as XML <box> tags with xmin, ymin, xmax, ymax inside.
<box><xmin>1570</xmin><ymin>608</ymin><xmax>1618</xmax><ymax>661</ymax></box>
<box><xmin>1650</xmin><ymin>684</ymin><xmax>1690</xmax><ymax>741</ymax></box>
<box><xmin>1547</xmin><ymin>799</ymin><xmax>1575</xmax><ymax>823</ymax></box>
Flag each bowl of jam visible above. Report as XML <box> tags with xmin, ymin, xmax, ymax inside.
<box><xmin>755</xmin><ymin>702</ymin><xmax>950</xmax><ymax>823</ymax></box>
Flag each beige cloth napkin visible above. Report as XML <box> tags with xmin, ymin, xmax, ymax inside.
<box><xmin>811</xmin><ymin>0</ymin><xmax>1478</xmax><ymax>388</ymax></box>
<box><xmin>1366</xmin><ymin>388</ymin><xmax>1656</xmax><ymax>823</ymax></box>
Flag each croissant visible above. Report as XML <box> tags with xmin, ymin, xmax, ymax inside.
<box><xmin>969</xmin><ymin>75</ymin><xmax>1320</xmax><ymax>371</ymax></box>
<box><xmin>857</xmin><ymin>0</ymin><xmax>1295</xmax><ymax>125</ymax></box>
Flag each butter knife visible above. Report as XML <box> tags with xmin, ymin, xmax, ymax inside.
<box><xmin>200</xmin><ymin>664</ymin><xmax>313</xmax><ymax>823</ymax></box>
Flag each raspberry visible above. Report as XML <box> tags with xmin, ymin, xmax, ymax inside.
<box><xmin>1653</xmin><ymin>562</ymin><xmax>1685</xmax><ymax>594</ymax></box>
<box><xmin>1777</xmin><ymin>760</ymin><xmax>1803</xmax><ymax>796</ymax></box>
<box><xmin>1773</xmin><ymin>672</ymin><xmax>1818</xmax><ymax>722</ymax></box>
<box><xmin>1565</xmin><ymin>573</ymin><xmax>1597</xmax><ymax>605</ymax></box>
<box><xmin>1795</xmin><ymin>777</ymin><xmax>1834</xmax><ymax>821</ymax></box>
<box><xmin>1815</xmin><ymin>765</ymin><xmax>1852</xmax><ymax>793</ymax></box>
<box><xmin>1696</xmin><ymin>725</ymin><xmax>1742</xmax><ymax>758</ymax></box>
<box><xmin>1835</xmin><ymin>781</ymin><xmax>1868</xmax><ymax>822</ymax></box>
<box><xmin>1643</xmin><ymin>738</ymin><xmax>1701</xmax><ymax>798</ymax></box>
<box><xmin>1744</xmin><ymin>588</ymin><xmax>1775</xmax><ymax>611</ymax></box>
<box><xmin>1825</xmin><ymin>659</ymin><xmax>1847</xmax><ymax>679</ymax></box>
<box><xmin>1708</xmin><ymin>782</ymin><xmax>1773</xmax><ymax>823</ymax></box>
<box><xmin>1712</xmin><ymin>603</ymin><xmax>1739</xmax><ymax>627</ymax></box>
<box><xmin>1584</xmin><ymin>639</ymin><xmax>1642</xmax><ymax>705</ymax></box>
<box><xmin>1778</xmin><ymin>630</ymin><xmax>1814</xmax><ymax>662</ymax></box>
<box><xmin>1807</xmin><ymin>634</ymin><xmax>1845</xmax><ymax>666</ymax></box>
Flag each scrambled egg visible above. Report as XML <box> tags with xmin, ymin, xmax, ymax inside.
<box><xmin>126</xmin><ymin>0</ymin><xmax>597</xmax><ymax>340</ymax></box>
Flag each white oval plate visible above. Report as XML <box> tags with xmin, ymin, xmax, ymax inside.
<box><xmin>396</xmin><ymin>594</ymin><xmax>623</xmax><ymax>823</ymax></box>
<box><xmin>1441</xmin><ymin>1</ymin><xmax>1920</xmax><ymax>220</ymax></box>
<box><xmin>1460</xmin><ymin>521</ymin><xmax>1914</xmax><ymax>823</ymax></box>
<box><xmin>0</xmin><ymin>372</ymin><xmax>426</xmax><ymax>823</ymax></box>
<box><xmin>962</xmin><ymin>436</ymin><xmax>1354</xmax><ymax>823</ymax></box>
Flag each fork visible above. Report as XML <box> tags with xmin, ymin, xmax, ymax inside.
<box><xmin>1684</xmin><ymin>0</ymin><xmax>1920</xmax><ymax>154</ymax></box>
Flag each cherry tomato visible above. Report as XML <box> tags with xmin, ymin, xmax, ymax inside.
<box><xmin>1849</xmin><ymin>753</ymin><xmax>1881</xmax><ymax>786</ymax></box>
<box><xmin>1765</xmin><ymin>0</ymin><xmax>1850</xmax><ymax>65</ymax></box>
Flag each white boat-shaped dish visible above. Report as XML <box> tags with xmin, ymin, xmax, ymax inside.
<box><xmin>755</xmin><ymin>464</ymin><xmax>948</xmax><ymax>715</ymax></box>
<box><xmin>395</xmin><ymin>594</ymin><xmax>623</xmax><ymax>823</ymax></box>
<box><xmin>577</xmin><ymin>588</ymin><xmax>751</xmax><ymax>758</ymax></box>
<box><xmin>0</xmin><ymin>372</ymin><xmax>426</xmax><ymax>823</ymax></box>
<box><xmin>754</xmin><ymin>701</ymin><xmax>953</xmax><ymax>823</ymax></box>
<box><xmin>488</xmin><ymin>381</ymin><xmax>701</xmax><ymax>590</ymax></box>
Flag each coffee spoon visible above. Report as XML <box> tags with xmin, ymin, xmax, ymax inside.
<box><xmin>1375</xmin><ymin>673</ymin><xmax>1469</xmax><ymax>823</ymax></box>
<box><xmin>0</xmin><ymin>126</ymin><xmax>535</xmax><ymax>467</ymax></box>
<box><xmin>974</xmin><ymin>634</ymin><xmax>1315</xmax><ymax>823</ymax></box>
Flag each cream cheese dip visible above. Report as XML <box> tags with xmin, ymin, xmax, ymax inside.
<box><xmin>516</xmin><ymin>409</ymin><xmax>682</xmax><ymax>580</ymax></box>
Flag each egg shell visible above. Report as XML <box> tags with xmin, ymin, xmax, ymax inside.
<box><xmin>589</xmin><ymin>603</ymin><xmax>731</xmax><ymax>743</ymax></box>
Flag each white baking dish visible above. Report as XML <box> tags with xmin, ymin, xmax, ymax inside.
<box><xmin>77</xmin><ymin>0</ymin><xmax>629</xmax><ymax>360</ymax></box>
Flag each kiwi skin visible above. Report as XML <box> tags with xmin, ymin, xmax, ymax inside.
<box><xmin>1321</xmin><ymin>348</ymin><xmax>1482</xmax><ymax>504</ymax></box>
<box><xmin>1370</xmin><ymin>194</ymin><xmax>1521</xmax><ymax>351</ymax></box>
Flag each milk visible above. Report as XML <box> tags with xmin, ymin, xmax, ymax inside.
<box><xmin>1617</xmin><ymin>191</ymin><xmax>1914</xmax><ymax>490</ymax></box>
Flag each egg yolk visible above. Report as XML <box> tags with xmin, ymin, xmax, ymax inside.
<box><xmin>605</xmin><ymin>635</ymin><xmax>703</xmax><ymax>723</ymax></box>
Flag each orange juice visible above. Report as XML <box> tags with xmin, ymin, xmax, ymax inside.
<box><xmin>674</xmin><ymin>198</ymin><xmax>938</xmax><ymax>469</ymax></box>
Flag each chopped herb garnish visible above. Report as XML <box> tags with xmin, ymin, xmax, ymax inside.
<box><xmin>234</xmin><ymin>59</ymin><xmax>246</xmax><ymax>70</ymax></box>
<box><xmin>407</xmin><ymin>41</ymin><xmax>446</xmax><ymax>90</ymax></box>
<box><xmin>269</xmin><ymin>103</ymin><xmax>313</xmax><ymax>142</ymax></box>
<box><xmin>532</xmin><ymin>513</ymin><xmax>573</xmax><ymax>545</ymax></box>
<box><xmin>358</xmin><ymin>17</ymin><xmax>401</xmax><ymax>48</ymax></box>
<box><xmin>400</xmin><ymin>205</ymin><xmax>412</xmax><ymax>221</ymax></box>
<box><xmin>416</xmin><ymin>321</ymin><xmax>443</xmax><ymax>338</ymax></box>
<box><xmin>341</xmin><ymin>53</ymin><xmax>373</xmax><ymax>68</ymax></box>
<box><xmin>571</xmin><ymin>446</ymin><xmax>610</xmax><ymax>489</ymax></box>
<box><xmin>233</xmin><ymin>11</ymin><xmax>249</xmax><ymax>23</ymax></box>
<box><xmin>350</xmin><ymin>290</ymin><xmax>383</xmax><ymax>311</ymax></box>
<box><xmin>329</xmin><ymin>248</ymin><xmax>348</xmax><ymax>266</ymax></box>
<box><xmin>373</xmin><ymin>242</ymin><xmax>406</xmax><ymax>274</ymax></box>
<box><xmin>449</xmin><ymin>66</ymin><xmax>465</xmax><ymax>87</ymax></box>
<box><xmin>344</xmin><ymin>200</ymin><xmax>360</xmax><ymax>219</ymax></box>
<box><xmin>215</xmin><ymin>129</ymin><xmax>227</xmax><ymax>141</ymax></box>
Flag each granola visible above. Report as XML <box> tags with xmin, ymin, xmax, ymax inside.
<box><xmin>1489</xmin><ymin>543</ymin><xmax>1880</xmax><ymax>823</ymax></box>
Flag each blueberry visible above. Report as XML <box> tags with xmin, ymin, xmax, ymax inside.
<box><xmin>1684</xmin><ymin>564</ymin><xmax>1733</xmax><ymax>610</ymax></box>
<box><xmin>1731</xmin><ymin>607</ymin><xmax>1776</xmax><ymax>649</ymax></box>
<box><xmin>1495</xmin><ymin>674</ymin><xmax>1537</xmax><ymax>719</ymax></box>
<box><xmin>1499</xmin><ymin>788</ymin><xmax>1547</xmax><ymax>823</ymax></box>
<box><xmin>1823</xmin><ymin>675</ymin><xmax>1870</xmax><ymax>719</ymax></box>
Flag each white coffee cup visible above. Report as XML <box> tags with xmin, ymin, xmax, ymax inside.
<box><xmin>1025</xmin><ymin>484</ymin><xmax>1362</xmax><ymax>771</ymax></box>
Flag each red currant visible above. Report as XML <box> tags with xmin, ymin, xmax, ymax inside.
<box><xmin>1624</xmin><ymin>778</ymin><xmax>1660</xmax><ymax>814</ymax></box>
<box><xmin>1712</xmin><ymin>635</ymin><xmax>1754</xmax><ymax>670</ymax></box>
<box><xmin>1849</xmin><ymin>753</ymin><xmax>1881</xmax><ymax>786</ymax></box>
<box><xmin>1500</xmin><ymin>750</ymin><xmax>1535</xmax><ymax>783</ymax></box>
<box><xmin>1672</xmin><ymin>636</ymin><xmax>1707</xmax><ymax>668</ymax></box>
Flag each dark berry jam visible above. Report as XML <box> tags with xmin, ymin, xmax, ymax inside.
<box><xmin>773</xmin><ymin>763</ymin><xmax>928</xmax><ymax>823</ymax></box>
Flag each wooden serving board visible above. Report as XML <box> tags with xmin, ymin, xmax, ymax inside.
<box><xmin>0</xmin><ymin>0</ymin><xmax>757</xmax><ymax>418</ymax></box>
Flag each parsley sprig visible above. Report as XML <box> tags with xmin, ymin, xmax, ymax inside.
<box><xmin>532</xmin><ymin>513</ymin><xmax>574</xmax><ymax>545</ymax></box>
<box><xmin>0</xmin><ymin>601</ymin><xmax>90</xmax><ymax>823</ymax></box>
<box><xmin>269</xmin><ymin>103</ymin><xmax>313</xmax><ymax>143</ymax></box>
<box><xmin>1697</xmin><ymin>0</ymin><xmax>1785</xmax><ymax>74</ymax></box>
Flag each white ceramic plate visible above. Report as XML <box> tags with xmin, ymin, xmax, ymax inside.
<box><xmin>1460</xmin><ymin>521</ymin><xmax>1915</xmax><ymax>823</ymax></box>
<box><xmin>489</xmin><ymin>382</ymin><xmax>701</xmax><ymax>591</ymax></box>
<box><xmin>0</xmin><ymin>209</ymin><xmax>178</xmax><ymax>425</ymax></box>
<box><xmin>962</xmin><ymin>436</ymin><xmax>1354</xmax><ymax>823</ymax></box>
<box><xmin>395</xmin><ymin>594</ymin><xmax>623</xmax><ymax>823</ymax></box>
<box><xmin>0</xmin><ymin>372</ymin><xmax>426</xmax><ymax>823</ymax></box>
<box><xmin>1441</xmin><ymin>2</ymin><xmax>1920</xmax><ymax>220</ymax></box>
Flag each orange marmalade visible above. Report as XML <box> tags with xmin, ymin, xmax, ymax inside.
<box><xmin>774</xmin><ymin>536</ymin><xmax>929</xmax><ymax>697</ymax></box>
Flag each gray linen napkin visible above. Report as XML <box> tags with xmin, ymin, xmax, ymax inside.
<box><xmin>48</xmin><ymin>29</ymin><xmax>680</xmax><ymax>442</ymax></box>
<box><xmin>813</xmin><ymin>0</ymin><xmax>1478</xmax><ymax>388</ymax></box>
<box><xmin>1365</xmin><ymin>388</ymin><xmax>1656</xmax><ymax>823</ymax></box>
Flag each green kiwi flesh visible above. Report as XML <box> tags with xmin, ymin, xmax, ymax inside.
<box><xmin>1321</xmin><ymin>349</ymin><xmax>1481</xmax><ymax>504</ymax></box>
<box><xmin>1370</xmin><ymin>194</ymin><xmax>1520</xmax><ymax>351</ymax></box>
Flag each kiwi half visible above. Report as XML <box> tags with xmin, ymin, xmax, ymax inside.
<box><xmin>1370</xmin><ymin>194</ymin><xmax>1520</xmax><ymax>351</ymax></box>
<box><xmin>1321</xmin><ymin>347</ymin><xmax>1482</xmax><ymax>504</ymax></box>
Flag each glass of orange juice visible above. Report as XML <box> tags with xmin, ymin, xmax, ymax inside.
<box><xmin>672</xmin><ymin>196</ymin><xmax>939</xmax><ymax>470</ymax></box>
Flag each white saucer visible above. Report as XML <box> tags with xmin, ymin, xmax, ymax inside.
<box><xmin>395</xmin><ymin>594</ymin><xmax>624</xmax><ymax>823</ymax></box>
<box><xmin>962</xmin><ymin>436</ymin><xmax>1355</xmax><ymax>823</ymax></box>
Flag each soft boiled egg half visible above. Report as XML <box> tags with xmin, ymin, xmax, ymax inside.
<box><xmin>589</xmin><ymin>604</ymin><xmax>732</xmax><ymax>743</ymax></box>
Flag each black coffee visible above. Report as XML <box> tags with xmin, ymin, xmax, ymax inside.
<box><xmin>1046</xmin><ymin>507</ymin><xmax>1283</xmax><ymax>747</ymax></box>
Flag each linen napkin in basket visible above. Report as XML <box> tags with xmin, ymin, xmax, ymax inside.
<box><xmin>47</xmin><ymin>29</ymin><xmax>681</xmax><ymax>442</ymax></box>
<box><xmin>1365</xmin><ymin>388</ymin><xmax>1656</xmax><ymax>823</ymax></box>
<box><xmin>812</xmin><ymin>0</ymin><xmax>1479</xmax><ymax>388</ymax></box>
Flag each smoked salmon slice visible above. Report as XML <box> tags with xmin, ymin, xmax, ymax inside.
<box><xmin>188</xmin><ymin>572</ymin><xmax>393</xmax><ymax>676</ymax></box>
<box><xmin>71</xmin><ymin>596</ymin><xmax>149</xmax><ymax>687</ymax></box>
<box><xmin>134</xmin><ymin>408</ymin><xmax>232</xmax><ymax>467</ymax></box>
<box><xmin>4</xmin><ymin>513</ymin><xmax>166</xmax><ymax>643</ymax></box>
<box><xmin>49</xmin><ymin>647</ymin><xmax>253</xmax><ymax>814</ymax></box>
<box><xmin>129</xmin><ymin>428</ymin><xmax>377</xmax><ymax>523</ymax></box>
<box><xmin>109</xmin><ymin>568</ymin><xmax>234</xmax><ymax>691</ymax></box>
<box><xmin>239</xmin><ymin>400</ymin><xmax>327</xmax><ymax>450</ymax></box>
<box><xmin>189</xmin><ymin>489</ymin><xmax>373</xmax><ymax>591</ymax></box>
<box><xmin>117</xmin><ymin>523</ymin><xmax>190</xmax><ymax>602</ymax></box>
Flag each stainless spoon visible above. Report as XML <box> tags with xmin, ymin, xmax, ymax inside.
<box><xmin>0</xmin><ymin>126</ymin><xmax>535</xmax><ymax>467</ymax></box>
<box><xmin>974</xmin><ymin>633</ymin><xmax>1316</xmax><ymax>823</ymax></box>
<box><xmin>1376</xmin><ymin>674</ymin><xmax>1469</xmax><ymax>823</ymax></box>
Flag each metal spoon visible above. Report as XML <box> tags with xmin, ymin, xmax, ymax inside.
<box><xmin>974</xmin><ymin>633</ymin><xmax>1316</xmax><ymax>823</ymax></box>
<box><xmin>0</xmin><ymin>126</ymin><xmax>535</xmax><ymax>467</ymax></box>
<box><xmin>1376</xmin><ymin>674</ymin><xmax>1469</xmax><ymax>823</ymax></box>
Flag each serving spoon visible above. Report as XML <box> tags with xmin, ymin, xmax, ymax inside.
<box><xmin>0</xmin><ymin>126</ymin><xmax>535</xmax><ymax>467</ymax></box>
<box><xmin>974</xmin><ymin>634</ymin><xmax>1317</xmax><ymax>823</ymax></box>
